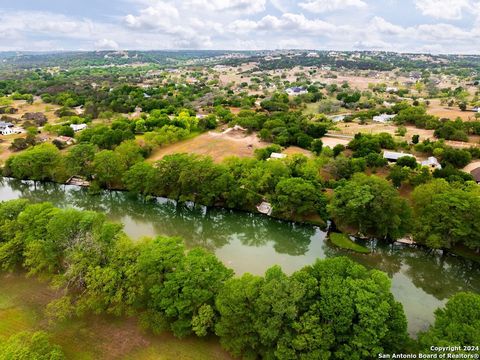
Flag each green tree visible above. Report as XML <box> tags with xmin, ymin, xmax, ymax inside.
<box><xmin>114</xmin><ymin>140</ymin><xmax>145</xmax><ymax>168</ymax></box>
<box><xmin>411</xmin><ymin>180</ymin><xmax>480</xmax><ymax>250</ymax></box>
<box><xmin>311</xmin><ymin>139</ymin><xmax>323</xmax><ymax>155</ymax></box>
<box><xmin>150</xmin><ymin>248</ymin><xmax>234</xmax><ymax>338</ymax></box>
<box><xmin>0</xmin><ymin>331</ymin><xmax>64</xmax><ymax>360</ymax></box>
<box><xmin>5</xmin><ymin>144</ymin><xmax>64</xmax><ymax>182</ymax></box>
<box><xmin>64</xmin><ymin>143</ymin><xmax>96</xmax><ymax>177</ymax></box>
<box><xmin>272</xmin><ymin>178</ymin><xmax>326</xmax><ymax>219</ymax></box>
<box><xmin>123</xmin><ymin>162</ymin><xmax>158</xmax><ymax>196</ymax></box>
<box><xmin>387</xmin><ymin>165</ymin><xmax>411</xmax><ymax>188</ymax></box>
<box><xmin>396</xmin><ymin>156</ymin><xmax>417</xmax><ymax>169</ymax></box>
<box><xmin>328</xmin><ymin>174</ymin><xmax>411</xmax><ymax>239</ymax></box>
<box><xmin>418</xmin><ymin>292</ymin><xmax>480</xmax><ymax>349</ymax></box>
<box><xmin>92</xmin><ymin>150</ymin><xmax>126</xmax><ymax>189</ymax></box>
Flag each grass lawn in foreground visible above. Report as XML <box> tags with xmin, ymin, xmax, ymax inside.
<box><xmin>0</xmin><ymin>273</ymin><xmax>233</xmax><ymax>360</ymax></box>
<box><xmin>329</xmin><ymin>232</ymin><xmax>370</xmax><ymax>254</ymax></box>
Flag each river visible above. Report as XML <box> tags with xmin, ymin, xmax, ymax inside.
<box><xmin>0</xmin><ymin>177</ymin><xmax>478</xmax><ymax>336</ymax></box>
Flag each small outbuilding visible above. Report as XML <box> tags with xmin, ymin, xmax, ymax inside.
<box><xmin>269</xmin><ymin>152</ymin><xmax>287</xmax><ymax>160</ymax></box>
<box><xmin>383</xmin><ymin>151</ymin><xmax>415</xmax><ymax>163</ymax></box>
<box><xmin>373</xmin><ymin>114</ymin><xmax>396</xmax><ymax>123</ymax></box>
<box><xmin>286</xmin><ymin>87</ymin><xmax>308</xmax><ymax>96</ymax></box>
<box><xmin>70</xmin><ymin>123</ymin><xmax>87</xmax><ymax>132</ymax></box>
<box><xmin>420</xmin><ymin>156</ymin><xmax>442</xmax><ymax>171</ymax></box>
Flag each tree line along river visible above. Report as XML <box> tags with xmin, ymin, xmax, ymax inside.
<box><xmin>0</xmin><ymin>177</ymin><xmax>478</xmax><ymax>336</ymax></box>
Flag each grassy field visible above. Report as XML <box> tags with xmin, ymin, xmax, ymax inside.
<box><xmin>0</xmin><ymin>273</ymin><xmax>233</xmax><ymax>360</ymax></box>
<box><xmin>329</xmin><ymin>233</ymin><xmax>371</xmax><ymax>254</ymax></box>
<box><xmin>426</xmin><ymin>99</ymin><xmax>478</xmax><ymax>122</ymax></box>
<box><xmin>147</xmin><ymin>130</ymin><xmax>268</xmax><ymax>163</ymax></box>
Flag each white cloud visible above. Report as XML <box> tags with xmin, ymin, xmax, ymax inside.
<box><xmin>95</xmin><ymin>38</ymin><xmax>120</xmax><ymax>50</ymax></box>
<box><xmin>124</xmin><ymin>1</ymin><xmax>179</xmax><ymax>29</ymax></box>
<box><xmin>229</xmin><ymin>13</ymin><xmax>337</xmax><ymax>35</ymax></box>
<box><xmin>415</xmin><ymin>0</ymin><xmax>473</xmax><ymax>20</ymax></box>
<box><xmin>369</xmin><ymin>16</ymin><xmax>406</xmax><ymax>36</ymax></box>
<box><xmin>299</xmin><ymin>0</ymin><xmax>367</xmax><ymax>13</ymax></box>
<box><xmin>185</xmin><ymin>0</ymin><xmax>266</xmax><ymax>13</ymax></box>
<box><xmin>0</xmin><ymin>0</ymin><xmax>479</xmax><ymax>53</ymax></box>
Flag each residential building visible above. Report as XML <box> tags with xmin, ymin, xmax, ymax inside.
<box><xmin>70</xmin><ymin>123</ymin><xmax>87</xmax><ymax>132</ymax></box>
<box><xmin>373</xmin><ymin>114</ymin><xmax>396</xmax><ymax>123</ymax></box>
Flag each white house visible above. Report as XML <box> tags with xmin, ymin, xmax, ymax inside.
<box><xmin>286</xmin><ymin>87</ymin><xmax>308</xmax><ymax>96</ymax></box>
<box><xmin>420</xmin><ymin>156</ymin><xmax>442</xmax><ymax>170</ymax></box>
<box><xmin>70</xmin><ymin>123</ymin><xmax>87</xmax><ymax>132</ymax></box>
<box><xmin>0</xmin><ymin>122</ymin><xmax>14</xmax><ymax>135</ymax></box>
<box><xmin>373</xmin><ymin>114</ymin><xmax>396</xmax><ymax>123</ymax></box>
<box><xmin>383</xmin><ymin>151</ymin><xmax>415</xmax><ymax>162</ymax></box>
<box><xmin>386</xmin><ymin>87</ymin><xmax>398</xmax><ymax>93</ymax></box>
<box><xmin>328</xmin><ymin>115</ymin><xmax>346</xmax><ymax>123</ymax></box>
<box><xmin>269</xmin><ymin>152</ymin><xmax>287</xmax><ymax>160</ymax></box>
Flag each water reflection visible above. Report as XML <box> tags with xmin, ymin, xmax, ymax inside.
<box><xmin>1</xmin><ymin>177</ymin><xmax>479</xmax><ymax>335</ymax></box>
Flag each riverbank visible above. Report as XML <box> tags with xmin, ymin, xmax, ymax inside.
<box><xmin>0</xmin><ymin>177</ymin><xmax>478</xmax><ymax>336</ymax></box>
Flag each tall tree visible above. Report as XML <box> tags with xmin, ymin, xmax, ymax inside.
<box><xmin>328</xmin><ymin>174</ymin><xmax>411</xmax><ymax>239</ymax></box>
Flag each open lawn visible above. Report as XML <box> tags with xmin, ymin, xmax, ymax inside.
<box><xmin>148</xmin><ymin>130</ymin><xmax>269</xmax><ymax>163</ymax></box>
<box><xmin>329</xmin><ymin>233</ymin><xmax>370</xmax><ymax>254</ymax></box>
<box><xmin>0</xmin><ymin>273</ymin><xmax>233</xmax><ymax>360</ymax></box>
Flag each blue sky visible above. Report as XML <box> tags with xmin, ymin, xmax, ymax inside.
<box><xmin>0</xmin><ymin>0</ymin><xmax>479</xmax><ymax>53</ymax></box>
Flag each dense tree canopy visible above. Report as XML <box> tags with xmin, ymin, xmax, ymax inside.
<box><xmin>216</xmin><ymin>257</ymin><xmax>408</xmax><ymax>359</ymax></box>
<box><xmin>419</xmin><ymin>292</ymin><xmax>480</xmax><ymax>350</ymax></box>
<box><xmin>0</xmin><ymin>200</ymin><xmax>412</xmax><ymax>360</ymax></box>
<box><xmin>411</xmin><ymin>180</ymin><xmax>480</xmax><ymax>250</ymax></box>
<box><xmin>329</xmin><ymin>174</ymin><xmax>411</xmax><ymax>239</ymax></box>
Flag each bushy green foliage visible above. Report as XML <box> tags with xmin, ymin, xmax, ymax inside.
<box><xmin>329</xmin><ymin>174</ymin><xmax>411</xmax><ymax>239</ymax></box>
<box><xmin>0</xmin><ymin>200</ymin><xmax>410</xmax><ymax>359</ymax></box>
<box><xmin>412</xmin><ymin>180</ymin><xmax>480</xmax><ymax>250</ymax></box>
<box><xmin>216</xmin><ymin>257</ymin><xmax>407</xmax><ymax>359</ymax></box>
<box><xmin>348</xmin><ymin>133</ymin><xmax>396</xmax><ymax>158</ymax></box>
<box><xmin>4</xmin><ymin>144</ymin><xmax>65</xmax><ymax>182</ymax></box>
<box><xmin>0</xmin><ymin>331</ymin><xmax>64</xmax><ymax>360</ymax></box>
<box><xmin>418</xmin><ymin>292</ymin><xmax>480</xmax><ymax>349</ymax></box>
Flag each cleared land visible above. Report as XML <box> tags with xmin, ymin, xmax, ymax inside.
<box><xmin>332</xmin><ymin>122</ymin><xmax>480</xmax><ymax>148</ymax></box>
<box><xmin>283</xmin><ymin>146</ymin><xmax>313</xmax><ymax>157</ymax></box>
<box><xmin>0</xmin><ymin>99</ymin><xmax>61</xmax><ymax>163</ymax></box>
<box><xmin>426</xmin><ymin>99</ymin><xmax>478</xmax><ymax>121</ymax></box>
<box><xmin>148</xmin><ymin>129</ymin><xmax>269</xmax><ymax>163</ymax></box>
<box><xmin>10</xmin><ymin>99</ymin><xmax>61</xmax><ymax>123</ymax></box>
<box><xmin>0</xmin><ymin>273</ymin><xmax>232</xmax><ymax>360</ymax></box>
<box><xmin>321</xmin><ymin>136</ymin><xmax>350</xmax><ymax>148</ymax></box>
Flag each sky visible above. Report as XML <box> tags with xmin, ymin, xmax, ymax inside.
<box><xmin>0</xmin><ymin>0</ymin><xmax>479</xmax><ymax>54</ymax></box>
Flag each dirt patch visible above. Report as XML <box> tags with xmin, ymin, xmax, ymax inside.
<box><xmin>321</xmin><ymin>136</ymin><xmax>350</xmax><ymax>148</ymax></box>
<box><xmin>283</xmin><ymin>146</ymin><xmax>313</xmax><ymax>157</ymax></box>
<box><xmin>148</xmin><ymin>130</ymin><xmax>268</xmax><ymax>163</ymax></box>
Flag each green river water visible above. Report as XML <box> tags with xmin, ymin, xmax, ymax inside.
<box><xmin>0</xmin><ymin>177</ymin><xmax>478</xmax><ymax>336</ymax></box>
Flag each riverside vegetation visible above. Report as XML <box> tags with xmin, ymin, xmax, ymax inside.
<box><xmin>3</xmin><ymin>137</ymin><xmax>480</xmax><ymax>255</ymax></box>
<box><xmin>0</xmin><ymin>199</ymin><xmax>478</xmax><ymax>359</ymax></box>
